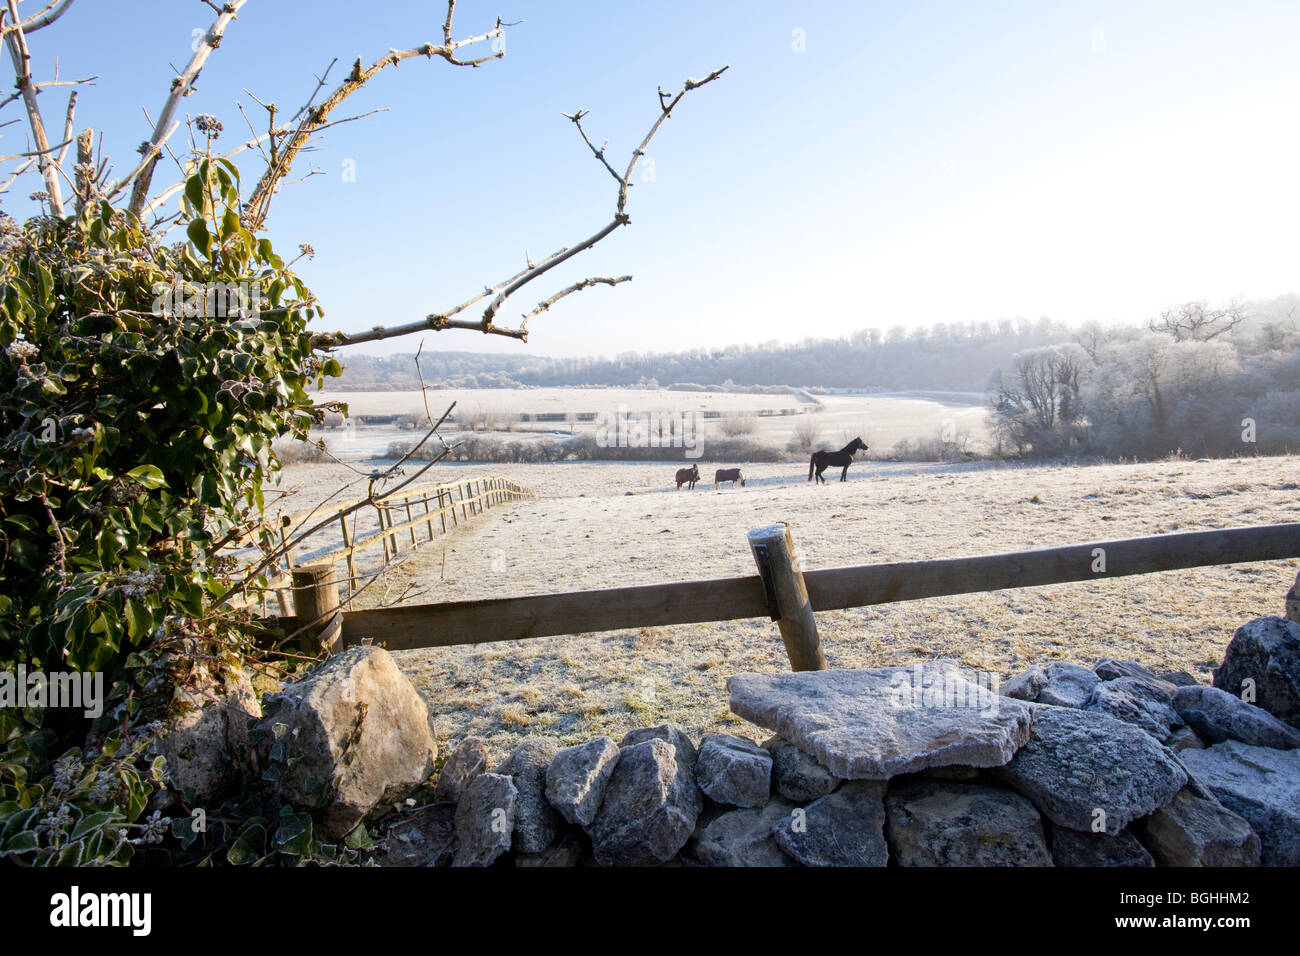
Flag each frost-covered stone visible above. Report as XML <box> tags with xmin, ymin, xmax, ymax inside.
<box><xmin>453</xmin><ymin>772</ymin><xmax>516</xmax><ymax>867</ymax></box>
<box><xmin>494</xmin><ymin>737</ymin><xmax>561</xmax><ymax>854</ymax></box>
<box><xmin>159</xmin><ymin>664</ymin><xmax>260</xmax><ymax>804</ymax></box>
<box><xmin>695</xmin><ymin>733</ymin><xmax>771</xmax><ymax>808</ymax></box>
<box><xmin>993</xmin><ymin>705</ymin><xmax>1186</xmax><ymax>834</ymax></box>
<box><xmin>1180</xmin><ymin>741</ymin><xmax>1300</xmax><ymax>865</ymax></box>
<box><xmin>1001</xmin><ymin>665</ymin><xmax>1048</xmax><ymax>701</ymax></box>
<box><xmin>764</xmin><ymin>738</ymin><xmax>841</xmax><ymax>802</ymax></box>
<box><xmin>728</xmin><ymin>664</ymin><xmax>1031</xmax><ymax>780</ymax></box>
<box><xmin>1213</xmin><ymin>616</ymin><xmax>1300</xmax><ymax>729</ymax></box>
<box><xmin>686</xmin><ymin>798</ymin><xmax>799</xmax><ymax>867</ymax></box>
<box><xmin>1175</xmin><ymin>685</ymin><xmax>1300</xmax><ymax>750</ymax></box>
<box><xmin>545</xmin><ymin>736</ymin><xmax>620</xmax><ymax>827</ymax></box>
<box><xmin>587</xmin><ymin>738</ymin><xmax>701</xmax><ymax>866</ymax></box>
<box><xmin>1084</xmin><ymin>676</ymin><xmax>1180</xmax><ymax>742</ymax></box>
<box><xmin>1036</xmin><ymin>663</ymin><xmax>1100</xmax><ymax>708</ymax></box>
<box><xmin>433</xmin><ymin>737</ymin><xmax>489</xmax><ymax>805</ymax></box>
<box><xmin>773</xmin><ymin>781</ymin><xmax>888</xmax><ymax>867</ymax></box>
<box><xmin>621</xmin><ymin>723</ymin><xmax>698</xmax><ymax>772</ymax></box>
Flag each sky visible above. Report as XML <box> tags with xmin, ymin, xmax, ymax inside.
<box><xmin>4</xmin><ymin>0</ymin><xmax>1299</xmax><ymax>359</ymax></box>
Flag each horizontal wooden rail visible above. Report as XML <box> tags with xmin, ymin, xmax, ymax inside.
<box><xmin>264</xmin><ymin>523</ymin><xmax>1300</xmax><ymax>652</ymax></box>
<box><xmin>233</xmin><ymin>475</ymin><xmax>533</xmax><ymax>614</ymax></box>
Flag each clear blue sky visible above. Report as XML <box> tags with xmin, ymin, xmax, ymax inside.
<box><xmin>6</xmin><ymin>0</ymin><xmax>1299</xmax><ymax>358</ymax></box>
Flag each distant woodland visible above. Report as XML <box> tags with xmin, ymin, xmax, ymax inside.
<box><xmin>331</xmin><ymin>316</ymin><xmax>1075</xmax><ymax>392</ymax></box>
<box><xmin>332</xmin><ymin>294</ymin><xmax>1299</xmax><ymax>462</ymax></box>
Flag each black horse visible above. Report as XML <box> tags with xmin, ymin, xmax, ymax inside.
<box><xmin>809</xmin><ymin>437</ymin><xmax>868</xmax><ymax>483</ymax></box>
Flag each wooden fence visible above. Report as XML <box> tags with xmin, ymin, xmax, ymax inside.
<box><xmin>236</xmin><ymin>475</ymin><xmax>533</xmax><ymax>618</ymax></box>
<box><xmin>269</xmin><ymin>521</ymin><xmax>1300</xmax><ymax>668</ymax></box>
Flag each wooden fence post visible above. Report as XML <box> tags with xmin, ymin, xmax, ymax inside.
<box><xmin>291</xmin><ymin>563</ymin><xmax>342</xmax><ymax>656</ymax></box>
<box><xmin>339</xmin><ymin>515</ymin><xmax>357</xmax><ymax>593</ymax></box>
<box><xmin>747</xmin><ymin>523</ymin><xmax>826</xmax><ymax>672</ymax></box>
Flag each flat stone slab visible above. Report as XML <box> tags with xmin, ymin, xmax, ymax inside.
<box><xmin>992</xmin><ymin>705</ymin><xmax>1187</xmax><ymax>834</ymax></box>
<box><xmin>728</xmin><ymin>664</ymin><xmax>1032</xmax><ymax>780</ymax></box>
<box><xmin>1181</xmin><ymin>741</ymin><xmax>1300</xmax><ymax>865</ymax></box>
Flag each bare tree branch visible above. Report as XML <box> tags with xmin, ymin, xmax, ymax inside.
<box><xmin>118</xmin><ymin>0</ymin><xmax>248</xmax><ymax>217</ymax></box>
<box><xmin>520</xmin><ymin>275</ymin><xmax>631</xmax><ymax>332</ymax></box>
<box><xmin>3</xmin><ymin>0</ymin><xmax>64</xmax><ymax>212</ymax></box>
<box><xmin>1</xmin><ymin>0</ymin><xmax>75</xmax><ymax>36</ymax></box>
<box><xmin>320</xmin><ymin>65</ymin><xmax>727</xmax><ymax>348</ymax></box>
<box><xmin>243</xmin><ymin>9</ymin><xmax>509</xmax><ymax>229</ymax></box>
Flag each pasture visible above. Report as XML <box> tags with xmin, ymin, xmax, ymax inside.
<box><xmin>273</xmin><ymin>453</ymin><xmax>1300</xmax><ymax>765</ymax></box>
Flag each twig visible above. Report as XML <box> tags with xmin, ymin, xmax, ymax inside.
<box><xmin>323</xmin><ymin>65</ymin><xmax>728</xmax><ymax>347</ymax></box>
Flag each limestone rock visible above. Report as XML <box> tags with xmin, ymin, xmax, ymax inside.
<box><xmin>158</xmin><ymin>664</ymin><xmax>261</xmax><ymax>804</ymax></box>
<box><xmin>686</xmin><ymin>798</ymin><xmax>799</xmax><ymax>867</ymax></box>
<box><xmin>885</xmin><ymin>779</ymin><xmax>1053</xmax><ymax>867</ymax></box>
<box><xmin>255</xmin><ymin>646</ymin><xmax>437</xmax><ymax>838</ymax></box>
<box><xmin>1036</xmin><ymin>663</ymin><xmax>1100</xmax><ymax>708</ymax></box>
<box><xmin>433</xmin><ymin>737</ymin><xmax>489</xmax><ymax>805</ymax></box>
<box><xmin>1180</xmin><ymin>741</ymin><xmax>1300</xmax><ymax>865</ymax></box>
<box><xmin>773</xmin><ymin>781</ymin><xmax>888</xmax><ymax>866</ymax></box>
<box><xmin>764</xmin><ymin>738</ymin><xmax>841</xmax><ymax>802</ymax></box>
<box><xmin>993</xmin><ymin>705</ymin><xmax>1186</xmax><ymax>834</ymax></box>
<box><xmin>494</xmin><ymin>737</ymin><xmax>561</xmax><ymax>855</ymax></box>
<box><xmin>695</xmin><ymin>733</ymin><xmax>772</xmax><ymax>808</ymax></box>
<box><xmin>620</xmin><ymin>723</ymin><xmax>698</xmax><ymax>772</ymax></box>
<box><xmin>1133</xmin><ymin>789</ymin><xmax>1261</xmax><ymax>867</ymax></box>
<box><xmin>1049</xmin><ymin>825</ymin><xmax>1153</xmax><ymax>867</ymax></box>
<box><xmin>1213</xmin><ymin>616</ymin><xmax>1300</xmax><ymax>728</ymax></box>
<box><xmin>1084</xmin><ymin>676</ymin><xmax>1180</xmax><ymax>742</ymax></box>
<box><xmin>453</xmin><ymin>772</ymin><xmax>516</xmax><ymax>867</ymax></box>
<box><xmin>1001</xmin><ymin>665</ymin><xmax>1048</xmax><ymax>701</ymax></box>
<box><xmin>728</xmin><ymin>665</ymin><xmax>1032</xmax><ymax>780</ymax></box>
<box><xmin>545</xmin><ymin>736</ymin><xmax>620</xmax><ymax>827</ymax></box>
<box><xmin>1174</xmin><ymin>684</ymin><xmax>1300</xmax><ymax>750</ymax></box>
<box><xmin>587</xmin><ymin>738</ymin><xmax>702</xmax><ymax>866</ymax></box>
<box><xmin>1159</xmin><ymin>671</ymin><xmax>1202</xmax><ymax>688</ymax></box>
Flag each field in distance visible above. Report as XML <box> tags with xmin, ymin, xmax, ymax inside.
<box><xmin>302</xmin><ymin>386</ymin><xmax>991</xmax><ymax>459</ymax></box>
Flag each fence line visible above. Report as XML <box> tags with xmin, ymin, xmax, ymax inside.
<box><xmin>265</xmin><ymin>522</ymin><xmax>1300</xmax><ymax>664</ymax></box>
<box><xmin>232</xmin><ymin>475</ymin><xmax>533</xmax><ymax>615</ymax></box>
